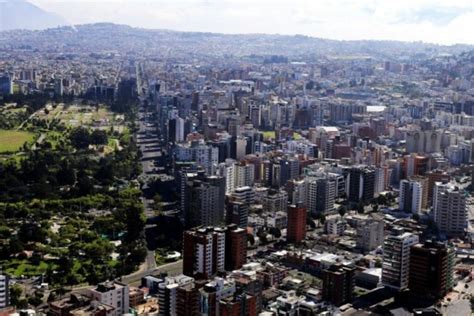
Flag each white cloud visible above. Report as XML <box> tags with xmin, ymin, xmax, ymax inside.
<box><xmin>29</xmin><ymin>0</ymin><xmax>474</xmax><ymax>44</ymax></box>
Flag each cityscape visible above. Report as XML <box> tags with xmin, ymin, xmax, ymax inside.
<box><xmin>1</xmin><ymin>1</ymin><xmax>474</xmax><ymax>315</ymax></box>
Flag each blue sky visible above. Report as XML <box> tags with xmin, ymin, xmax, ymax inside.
<box><xmin>30</xmin><ymin>0</ymin><xmax>474</xmax><ymax>44</ymax></box>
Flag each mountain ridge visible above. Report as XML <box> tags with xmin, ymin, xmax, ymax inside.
<box><xmin>0</xmin><ymin>0</ymin><xmax>69</xmax><ymax>31</ymax></box>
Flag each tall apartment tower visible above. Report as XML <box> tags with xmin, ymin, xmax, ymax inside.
<box><xmin>185</xmin><ymin>175</ymin><xmax>226</xmax><ymax>228</ymax></box>
<box><xmin>409</xmin><ymin>241</ymin><xmax>454</xmax><ymax>299</ymax></box>
<box><xmin>225</xmin><ymin>224</ymin><xmax>247</xmax><ymax>271</ymax></box>
<box><xmin>0</xmin><ymin>274</ymin><xmax>9</xmax><ymax>308</ymax></box>
<box><xmin>158</xmin><ymin>275</ymin><xmax>195</xmax><ymax>316</ymax></box>
<box><xmin>433</xmin><ymin>182</ymin><xmax>468</xmax><ymax>237</ymax></box>
<box><xmin>382</xmin><ymin>232</ymin><xmax>419</xmax><ymax>291</ymax></box>
<box><xmin>177</xmin><ymin>282</ymin><xmax>199</xmax><ymax>316</ymax></box>
<box><xmin>287</xmin><ymin>206</ymin><xmax>307</xmax><ymax>243</ymax></box>
<box><xmin>322</xmin><ymin>264</ymin><xmax>355</xmax><ymax>306</ymax></box>
<box><xmin>425</xmin><ymin>170</ymin><xmax>450</xmax><ymax>205</ymax></box>
<box><xmin>183</xmin><ymin>227</ymin><xmax>226</xmax><ymax>280</ymax></box>
<box><xmin>225</xmin><ymin>197</ymin><xmax>249</xmax><ymax>229</ymax></box>
<box><xmin>399</xmin><ymin>178</ymin><xmax>425</xmax><ymax>214</ymax></box>
<box><xmin>348</xmin><ymin>166</ymin><xmax>376</xmax><ymax>203</ymax></box>
<box><xmin>234</xmin><ymin>161</ymin><xmax>255</xmax><ymax>189</ymax></box>
<box><xmin>356</xmin><ymin>217</ymin><xmax>385</xmax><ymax>252</ymax></box>
<box><xmin>305</xmin><ymin>175</ymin><xmax>336</xmax><ymax>216</ymax></box>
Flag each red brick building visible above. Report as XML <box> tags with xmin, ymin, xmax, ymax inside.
<box><xmin>287</xmin><ymin>206</ymin><xmax>307</xmax><ymax>243</ymax></box>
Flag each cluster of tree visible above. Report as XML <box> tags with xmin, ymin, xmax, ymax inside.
<box><xmin>0</xmin><ymin>188</ymin><xmax>146</xmax><ymax>286</ymax></box>
<box><xmin>0</xmin><ymin>109</ymin><xmax>29</xmax><ymax>129</ymax></box>
<box><xmin>69</xmin><ymin>127</ymin><xmax>108</xmax><ymax>149</ymax></box>
<box><xmin>0</xmin><ymin>130</ymin><xmax>140</xmax><ymax>201</ymax></box>
<box><xmin>1</xmin><ymin>92</ymin><xmax>74</xmax><ymax>113</ymax></box>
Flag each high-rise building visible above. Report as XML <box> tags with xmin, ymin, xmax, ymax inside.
<box><xmin>356</xmin><ymin>217</ymin><xmax>384</xmax><ymax>252</ymax></box>
<box><xmin>175</xmin><ymin>140</ymin><xmax>219</xmax><ymax>175</ymax></box>
<box><xmin>200</xmin><ymin>278</ymin><xmax>236</xmax><ymax>316</ymax></box>
<box><xmin>382</xmin><ymin>233</ymin><xmax>419</xmax><ymax>291</ymax></box>
<box><xmin>168</xmin><ymin>117</ymin><xmax>186</xmax><ymax>143</ymax></box>
<box><xmin>158</xmin><ymin>275</ymin><xmax>195</xmax><ymax>316</ymax></box>
<box><xmin>399</xmin><ymin>178</ymin><xmax>424</xmax><ymax>214</ymax></box>
<box><xmin>177</xmin><ymin>282</ymin><xmax>199</xmax><ymax>316</ymax></box>
<box><xmin>329</xmin><ymin>103</ymin><xmax>366</xmax><ymax>123</ymax></box>
<box><xmin>287</xmin><ymin>206</ymin><xmax>307</xmax><ymax>243</ymax></box>
<box><xmin>279</xmin><ymin>157</ymin><xmax>300</xmax><ymax>186</ymax></box>
<box><xmin>0</xmin><ymin>75</ymin><xmax>13</xmax><ymax>95</ymax></box>
<box><xmin>235</xmin><ymin>137</ymin><xmax>247</xmax><ymax>160</ymax></box>
<box><xmin>305</xmin><ymin>174</ymin><xmax>336</xmax><ymax>216</ymax></box>
<box><xmin>322</xmin><ymin>264</ymin><xmax>355</xmax><ymax>306</ymax></box>
<box><xmin>234</xmin><ymin>161</ymin><xmax>255</xmax><ymax>189</ymax></box>
<box><xmin>262</xmin><ymin>189</ymin><xmax>288</xmax><ymax>213</ymax></box>
<box><xmin>348</xmin><ymin>166</ymin><xmax>376</xmax><ymax>203</ymax></box>
<box><xmin>409</xmin><ymin>241</ymin><xmax>454</xmax><ymax>299</ymax></box>
<box><xmin>225</xmin><ymin>224</ymin><xmax>247</xmax><ymax>271</ymax></box>
<box><xmin>425</xmin><ymin>170</ymin><xmax>450</xmax><ymax>205</ymax></box>
<box><xmin>54</xmin><ymin>78</ymin><xmax>64</xmax><ymax>96</ymax></box>
<box><xmin>286</xmin><ymin>178</ymin><xmax>307</xmax><ymax>207</ymax></box>
<box><xmin>89</xmin><ymin>281</ymin><xmax>130</xmax><ymax>316</ymax></box>
<box><xmin>183</xmin><ymin>227</ymin><xmax>226</xmax><ymax>280</ymax></box>
<box><xmin>403</xmin><ymin>154</ymin><xmax>428</xmax><ymax>178</ymax></box>
<box><xmin>231</xmin><ymin>186</ymin><xmax>255</xmax><ymax>208</ymax></box>
<box><xmin>225</xmin><ymin>197</ymin><xmax>249</xmax><ymax>229</ymax></box>
<box><xmin>0</xmin><ymin>274</ymin><xmax>9</xmax><ymax>308</ymax></box>
<box><xmin>185</xmin><ymin>175</ymin><xmax>226</xmax><ymax>228</ymax></box>
<box><xmin>433</xmin><ymin>182</ymin><xmax>468</xmax><ymax>237</ymax></box>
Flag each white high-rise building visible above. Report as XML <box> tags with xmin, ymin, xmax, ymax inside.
<box><xmin>433</xmin><ymin>182</ymin><xmax>468</xmax><ymax>237</ymax></box>
<box><xmin>234</xmin><ymin>162</ymin><xmax>255</xmax><ymax>189</ymax></box>
<box><xmin>158</xmin><ymin>275</ymin><xmax>194</xmax><ymax>316</ymax></box>
<box><xmin>236</xmin><ymin>137</ymin><xmax>247</xmax><ymax>160</ymax></box>
<box><xmin>175</xmin><ymin>140</ymin><xmax>219</xmax><ymax>175</ymax></box>
<box><xmin>89</xmin><ymin>281</ymin><xmax>130</xmax><ymax>316</ymax></box>
<box><xmin>382</xmin><ymin>233</ymin><xmax>419</xmax><ymax>291</ymax></box>
<box><xmin>175</xmin><ymin>117</ymin><xmax>185</xmax><ymax>142</ymax></box>
<box><xmin>0</xmin><ymin>274</ymin><xmax>9</xmax><ymax>308</ymax></box>
<box><xmin>183</xmin><ymin>227</ymin><xmax>226</xmax><ymax>279</ymax></box>
<box><xmin>262</xmin><ymin>189</ymin><xmax>288</xmax><ymax>213</ymax></box>
<box><xmin>305</xmin><ymin>174</ymin><xmax>336</xmax><ymax>216</ymax></box>
<box><xmin>399</xmin><ymin>179</ymin><xmax>423</xmax><ymax>214</ymax></box>
<box><xmin>356</xmin><ymin>217</ymin><xmax>384</xmax><ymax>252</ymax></box>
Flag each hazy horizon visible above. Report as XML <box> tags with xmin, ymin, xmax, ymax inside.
<box><xmin>23</xmin><ymin>0</ymin><xmax>474</xmax><ymax>45</ymax></box>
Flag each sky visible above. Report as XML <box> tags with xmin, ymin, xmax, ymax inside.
<box><xmin>29</xmin><ymin>0</ymin><xmax>474</xmax><ymax>45</ymax></box>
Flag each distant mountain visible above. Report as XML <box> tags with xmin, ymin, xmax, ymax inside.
<box><xmin>0</xmin><ymin>22</ymin><xmax>472</xmax><ymax>59</ymax></box>
<box><xmin>0</xmin><ymin>0</ymin><xmax>69</xmax><ymax>31</ymax></box>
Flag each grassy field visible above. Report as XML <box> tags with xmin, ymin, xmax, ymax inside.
<box><xmin>263</xmin><ymin>131</ymin><xmax>303</xmax><ymax>140</ymax></box>
<box><xmin>263</xmin><ymin>131</ymin><xmax>276</xmax><ymax>140</ymax></box>
<box><xmin>0</xmin><ymin>130</ymin><xmax>36</xmax><ymax>153</ymax></box>
<box><xmin>2</xmin><ymin>259</ymin><xmax>50</xmax><ymax>277</ymax></box>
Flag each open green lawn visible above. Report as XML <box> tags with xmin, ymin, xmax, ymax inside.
<box><xmin>0</xmin><ymin>130</ymin><xmax>36</xmax><ymax>153</ymax></box>
<box><xmin>263</xmin><ymin>131</ymin><xmax>276</xmax><ymax>140</ymax></box>
<box><xmin>263</xmin><ymin>131</ymin><xmax>302</xmax><ymax>140</ymax></box>
<box><xmin>2</xmin><ymin>259</ymin><xmax>50</xmax><ymax>277</ymax></box>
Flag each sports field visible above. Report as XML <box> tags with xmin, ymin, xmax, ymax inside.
<box><xmin>0</xmin><ymin>129</ymin><xmax>36</xmax><ymax>153</ymax></box>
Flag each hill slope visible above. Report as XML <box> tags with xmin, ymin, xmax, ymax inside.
<box><xmin>0</xmin><ymin>0</ymin><xmax>68</xmax><ymax>31</ymax></box>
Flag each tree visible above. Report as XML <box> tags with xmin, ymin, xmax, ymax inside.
<box><xmin>357</xmin><ymin>202</ymin><xmax>365</xmax><ymax>214</ymax></box>
<box><xmin>69</xmin><ymin>127</ymin><xmax>91</xmax><ymax>149</ymax></box>
<box><xmin>372</xmin><ymin>204</ymin><xmax>379</xmax><ymax>213</ymax></box>
<box><xmin>338</xmin><ymin>206</ymin><xmax>347</xmax><ymax>217</ymax></box>
<box><xmin>269</xmin><ymin>227</ymin><xmax>282</xmax><ymax>239</ymax></box>
<box><xmin>247</xmin><ymin>233</ymin><xmax>255</xmax><ymax>246</ymax></box>
<box><xmin>10</xmin><ymin>284</ymin><xmax>23</xmax><ymax>307</ymax></box>
<box><xmin>90</xmin><ymin>130</ymin><xmax>108</xmax><ymax>145</ymax></box>
<box><xmin>318</xmin><ymin>214</ymin><xmax>326</xmax><ymax>226</ymax></box>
